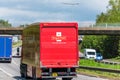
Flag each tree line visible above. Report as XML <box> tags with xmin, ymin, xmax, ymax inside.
<box><xmin>81</xmin><ymin>0</ymin><xmax>120</xmax><ymax>59</ymax></box>
<box><xmin>0</xmin><ymin>19</ymin><xmax>12</xmax><ymax>27</ymax></box>
<box><xmin>0</xmin><ymin>19</ymin><xmax>27</xmax><ymax>28</ymax></box>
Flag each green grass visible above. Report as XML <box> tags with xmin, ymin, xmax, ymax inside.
<box><xmin>12</xmin><ymin>40</ymin><xmax>22</xmax><ymax>48</ymax></box>
<box><xmin>79</xmin><ymin>59</ymin><xmax>120</xmax><ymax>70</ymax></box>
<box><xmin>78</xmin><ymin>59</ymin><xmax>120</xmax><ymax>80</ymax></box>
<box><xmin>77</xmin><ymin>69</ymin><xmax>120</xmax><ymax>80</ymax></box>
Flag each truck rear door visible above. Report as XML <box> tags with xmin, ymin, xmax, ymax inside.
<box><xmin>0</xmin><ymin>37</ymin><xmax>12</xmax><ymax>58</ymax></box>
<box><xmin>5</xmin><ymin>37</ymin><xmax>12</xmax><ymax>58</ymax></box>
<box><xmin>0</xmin><ymin>37</ymin><xmax>5</xmax><ymax>58</ymax></box>
<box><xmin>40</xmin><ymin>23</ymin><xmax>78</xmax><ymax>68</ymax></box>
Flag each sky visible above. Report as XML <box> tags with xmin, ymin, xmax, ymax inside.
<box><xmin>0</xmin><ymin>0</ymin><xmax>109</xmax><ymax>27</ymax></box>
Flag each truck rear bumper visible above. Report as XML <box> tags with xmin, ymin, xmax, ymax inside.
<box><xmin>41</xmin><ymin>67</ymin><xmax>77</xmax><ymax>78</ymax></box>
<box><xmin>0</xmin><ymin>58</ymin><xmax>11</xmax><ymax>62</ymax></box>
<box><xmin>41</xmin><ymin>76</ymin><xmax>77</xmax><ymax>78</ymax></box>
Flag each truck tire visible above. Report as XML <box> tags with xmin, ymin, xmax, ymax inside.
<box><xmin>62</xmin><ymin>78</ymin><xmax>72</xmax><ymax>80</ymax></box>
<box><xmin>20</xmin><ymin>63</ymin><xmax>28</xmax><ymax>78</ymax></box>
<box><xmin>32</xmin><ymin>67</ymin><xmax>37</xmax><ymax>80</ymax></box>
<box><xmin>24</xmin><ymin>66</ymin><xmax>28</xmax><ymax>79</ymax></box>
<box><xmin>21</xmin><ymin>72</ymin><xmax>24</xmax><ymax>78</ymax></box>
<box><xmin>20</xmin><ymin>64</ymin><xmax>24</xmax><ymax>77</ymax></box>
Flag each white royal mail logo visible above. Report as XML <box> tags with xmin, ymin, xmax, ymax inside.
<box><xmin>56</xmin><ymin>32</ymin><xmax>62</xmax><ymax>41</ymax></box>
<box><xmin>51</xmin><ymin>32</ymin><xmax>66</xmax><ymax>42</ymax></box>
<box><xmin>56</xmin><ymin>32</ymin><xmax>61</xmax><ymax>37</ymax></box>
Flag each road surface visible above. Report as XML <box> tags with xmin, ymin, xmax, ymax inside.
<box><xmin>0</xmin><ymin>48</ymin><xmax>109</xmax><ymax>80</ymax></box>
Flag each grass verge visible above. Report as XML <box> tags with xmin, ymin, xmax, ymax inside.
<box><xmin>79</xmin><ymin>59</ymin><xmax>120</xmax><ymax>80</ymax></box>
<box><xmin>80</xmin><ymin>59</ymin><xmax>120</xmax><ymax>70</ymax></box>
<box><xmin>77</xmin><ymin>69</ymin><xmax>120</xmax><ymax>80</ymax></box>
<box><xmin>12</xmin><ymin>40</ymin><xmax>22</xmax><ymax>48</ymax></box>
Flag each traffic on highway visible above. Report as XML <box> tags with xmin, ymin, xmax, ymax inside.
<box><xmin>0</xmin><ymin>22</ymin><xmax>110</xmax><ymax>80</ymax></box>
<box><xmin>0</xmin><ymin>56</ymin><xmax>108</xmax><ymax>80</ymax></box>
<box><xmin>1</xmin><ymin>0</ymin><xmax>120</xmax><ymax>79</ymax></box>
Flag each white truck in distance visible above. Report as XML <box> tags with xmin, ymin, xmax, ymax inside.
<box><xmin>84</xmin><ymin>49</ymin><xmax>96</xmax><ymax>59</ymax></box>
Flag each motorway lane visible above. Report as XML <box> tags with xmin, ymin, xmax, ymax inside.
<box><xmin>73</xmin><ymin>75</ymin><xmax>109</xmax><ymax>80</ymax></box>
<box><xmin>0</xmin><ymin>58</ymin><xmax>21</xmax><ymax>80</ymax></box>
<box><xmin>0</xmin><ymin>47</ymin><xmax>23</xmax><ymax>80</ymax></box>
<box><xmin>0</xmin><ymin>70</ymin><xmax>13</xmax><ymax>80</ymax></box>
<box><xmin>0</xmin><ymin>58</ymin><xmax>109</xmax><ymax>80</ymax></box>
<box><xmin>0</xmin><ymin>48</ymin><xmax>109</xmax><ymax>80</ymax></box>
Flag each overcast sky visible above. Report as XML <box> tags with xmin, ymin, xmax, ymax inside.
<box><xmin>0</xmin><ymin>0</ymin><xmax>109</xmax><ymax>26</ymax></box>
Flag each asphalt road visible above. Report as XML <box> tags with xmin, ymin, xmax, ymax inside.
<box><xmin>0</xmin><ymin>48</ymin><xmax>109</xmax><ymax>80</ymax></box>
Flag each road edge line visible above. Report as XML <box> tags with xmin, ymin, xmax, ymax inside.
<box><xmin>0</xmin><ymin>68</ymin><xmax>13</xmax><ymax>77</ymax></box>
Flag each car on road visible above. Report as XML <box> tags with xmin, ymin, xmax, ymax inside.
<box><xmin>95</xmin><ymin>53</ymin><xmax>103</xmax><ymax>61</ymax></box>
<box><xmin>84</xmin><ymin>49</ymin><xmax>96</xmax><ymax>59</ymax></box>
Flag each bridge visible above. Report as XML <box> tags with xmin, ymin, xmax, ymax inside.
<box><xmin>78</xmin><ymin>27</ymin><xmax>120</xmax><ymax>35</ymax></box>
<box><xmin>0</xmin><ymin>26</ymin><xmax>120</xmax><ymax>35</ymax></box>
<box><xmin>0</xmin><ymin>27</ymin><xmax>23</xmax><ymax>35</ymax></box>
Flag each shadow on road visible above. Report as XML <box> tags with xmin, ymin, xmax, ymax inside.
<box><xmin>13</xmin><ymin>76</ymin><xmax>24</xmax><ymax>80</ymax></box>
<box><xmin>13</xmin><ymin>76</ymin><xmax>32</xmax><ymax>80</ymax></box>
<box><xmin>13</xmin><ymin>76</ymin><xmax>57</xmax><ymax>80</ymax></box>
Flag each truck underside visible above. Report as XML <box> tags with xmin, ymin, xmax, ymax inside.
<box><xmin>20</xmin><ymin>63</ymin><xmax>76</xmax><ymax>80</ymax></box>
<box><xmin>0</xmin><ymin>57</ymin><xmax>11</xmax><ymax>63</ymax></box>
<box><xmin>41</xmin><ymin>67</ymin><xmax>76</xmax><ymax>78</ymax></box>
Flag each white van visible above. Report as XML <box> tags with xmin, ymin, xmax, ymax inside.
<box><xmin>84</xmin><ymin>49</ymin><xmax>96</xmax><ymax>59</ymax></box>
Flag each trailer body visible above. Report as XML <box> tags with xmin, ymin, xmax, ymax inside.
<box><xmin>0</xmin><ymin>35</ymin><xmax>12</xmax><ymax>62</ymax></box>
<box><xmin>20</xmin><ymin>22</ymin><xmax>78</xmax><ymax>80</ymax></box>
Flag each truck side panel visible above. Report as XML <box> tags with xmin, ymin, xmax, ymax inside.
<box><xmin>5</xmin><ymin>37</ymin><xmax>12</xmax><ymax>57</ymax></box>
<box><xmin>22</xmin><ymin>25</ymin><xmax>40</xmax><ymax>66</ymax></box>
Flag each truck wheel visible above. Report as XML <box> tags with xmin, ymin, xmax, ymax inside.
<box><xmin>32</xmin><ymin>67</ymin><xmax>37</xmax><ymax>80</ymax></box>
<box><xmin>24</xmin><ymin>67</ymin><xmax>28</xmax><ymax>78</ymax></box>
<box><xmin>20</xmin><ymin>63</ymin><xmax>28</xmax><ymax>78</ymax></box>
<box><xmin>20</xmin><ymin>64</ymin><xmax>24</xmax><ymax>78</ymax></box>
<box><xmin>62</xmin><ymin>78</ymin><xmax>72</xmax><ymax>80</ymax></box>
<box><xmin>21</xmin><ymin>73</ymin><xmax>24</xmax><ymax>78</ymax></box>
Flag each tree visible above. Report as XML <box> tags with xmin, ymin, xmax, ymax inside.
<box><xmin>96</xmin><ymin>0</ymin><xmax>120</xmax><ymax>58</ymax></box>
<box><xmin>0</xmin><ymin>19</ymin><xmax>12</xmax><ymax>27</ymax></box>
<box><xmin>96</xmin><ymin>0</ymin><xmax>120</xmax><ymax>23</ymax></box>
<box><xmin>81</xmin><ymin>0</ymin><xmax>120</xmax><ymax>58</ymax></box>
<box><xmin>81</xmin><ymin>35</ymin><xmax>107</xmax><ymax>55</ymax></box>
<box><xmin>19</xmin><ymin>24</ymin><xmax>29</xmax><ymax>28</ymax></box>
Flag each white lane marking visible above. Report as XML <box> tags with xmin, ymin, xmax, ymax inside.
<box><xmin>0</xmin><ymin>68</ymin><xmax>13</xmax><ymax>77</ymax></box>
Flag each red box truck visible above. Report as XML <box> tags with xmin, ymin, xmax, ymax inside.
<box><xmin>20</xmin><ymin>22</ymin><xmax>78</xmax><ymax>80</ymax></box>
